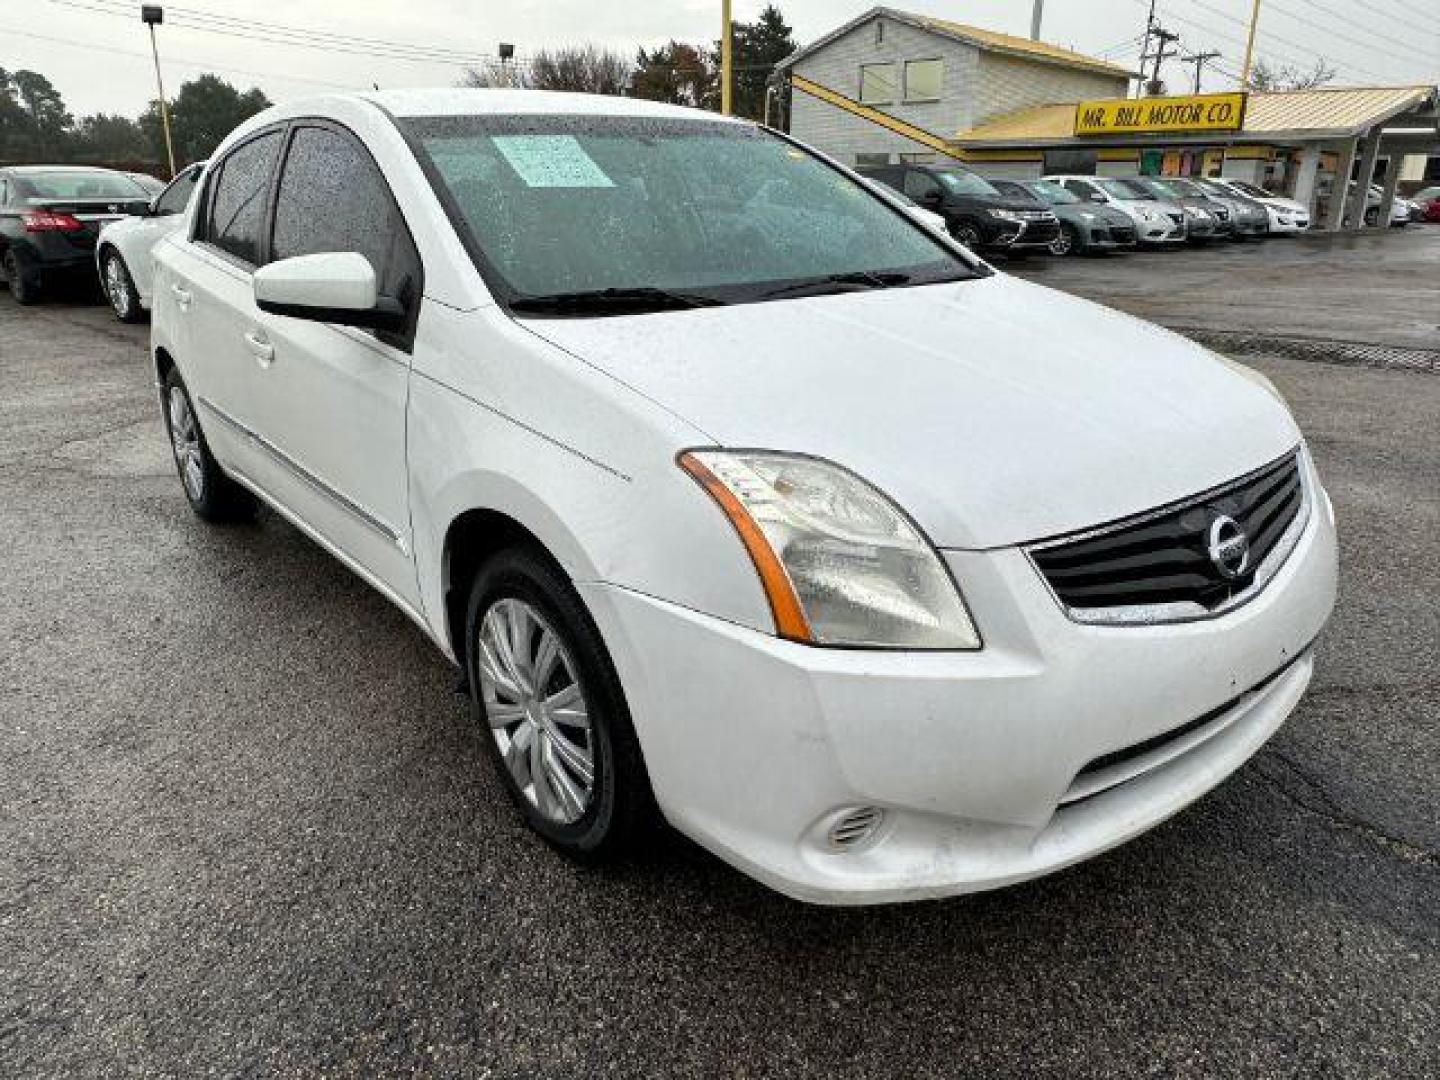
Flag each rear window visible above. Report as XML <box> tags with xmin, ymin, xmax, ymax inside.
<box><xmin>13</xmin><ymin>171</ymin><xmax>151</xmax><ymax>201</ymax></box>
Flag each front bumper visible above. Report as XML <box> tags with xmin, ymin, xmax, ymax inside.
<box><xmin>584</xmin><ymin>468</ymin><xmax>1338</xmax><ymax>905</ymax></box>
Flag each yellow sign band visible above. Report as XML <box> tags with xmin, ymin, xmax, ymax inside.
<box><xmin>1075</xmin><ymin>93</ymin><xmax>1248</xmax><ymax>136</ymax></box>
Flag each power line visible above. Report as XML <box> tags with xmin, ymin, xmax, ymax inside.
<box><xmin>40</xmin><ymin>0</ymin><xmax>504</xmax><ymax>67</ymax></box>
<box><xmin>0</xmin><ymin>27</ymin><xmax>353</xmax><ymax>92</ymax></box>
<box><xmin>1342</xmin><ymin>0</ymin><xmax>1438</xmax><ymax>36</ymax></box>
<box><xmin>1149</xmin><ymin>0</ymin><xmax>1390</xmax><ymax>84</ymax></box>
<box><xmin>1272</xmin><ymin>0</ymin><xmax>1439</xmax><ymax>65</ymax></box>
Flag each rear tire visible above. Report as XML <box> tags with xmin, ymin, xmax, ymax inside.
<box><xmin>3</xmin><ymin>249</ymin><xmax>40</xmax><ymax>305</ymax></box>
<box><xmin>465</xmin><ymin>547</ymin><xmax>652</xmax><ymax>861</ymax></box>
<box><xmin>160</xmin><ymin>367</ymin><xmax>257</xmax><ymax>523</ymax></box>
<box><xmin>102</xmin><ymin>249</ymin><xmax>144</xmax><ymax>323</ymax></box>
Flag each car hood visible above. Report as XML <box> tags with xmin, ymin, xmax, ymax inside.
<box><xmin>523</xmin><ymin>274</ymin><xmax>1300</xmax><ymax>549</ymax></box>
<box><xmin>1259</xmin><ymin>196</ymin><xmax>1308</xmax><ymax>214</ymax></box>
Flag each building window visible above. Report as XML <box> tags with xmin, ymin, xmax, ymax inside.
<box><xmin>900</xmin><ymin>152</ymin><xmax>937</xmax><ymax>164</ymax></box>
<box><xmin>859</xmin><ymin>63</ymin><xmax>898</xmax><ymax>104</ymax></box>
<box><xmin>904</xmin><ymin>59</ymin><xmax>942</xmax><ymax>101</ymax></box>
<box><xmin>855</xmin><ymin>152</ymin><xmax>891</xmax><ymax>167</ymax></box>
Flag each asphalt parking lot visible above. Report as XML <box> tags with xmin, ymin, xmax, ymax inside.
<box><xmin>2</xmin><ymin>231</ymin><xmax>1437</xmax><ymax>1078</ymax></box>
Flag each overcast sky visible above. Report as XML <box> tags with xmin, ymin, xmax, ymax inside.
<box><xmin>6</xmin><ymin>0</ymin><xmax>1438</xmax><ymax>118</ymax></box>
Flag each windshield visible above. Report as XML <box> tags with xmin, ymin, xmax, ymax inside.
<box><xmin>1193</xmin><ymin>179</ymin><xmax>1231</xmax><ymax>197</ymax></box>
<box><xmin>1161</xmin><ymin>178</ymin><xmax>1205</xmax><ymax>198</ymax></box>
<box><xmin>1096</xmin><ymin>178</ymin><xmax>1151</xmax><ymax>201</ymax></box>
<box><xmin>1229</xmin><ymin>180</ymin><xmax>1271</xmax><ymax>198</ymax></box>
<box><xmin>402</xmin><ymin>114</ymin><xmax>980</xmax><ymax>312</ymax></box>
<box><xmin>14</xmin><ymin>171</ymin><xmax>151</xmax><ymax>201</ymax></box>
<box><xmin>932</xmin><ymin>167</ymin><xmax>1000</xmax><ymax>197</ymax></box>
<box><xmin>1025</xmin><ymin>180</ymin><xmax>1078</xmax><ymax>205</ymax></box>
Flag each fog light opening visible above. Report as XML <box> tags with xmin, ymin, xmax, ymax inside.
<box><xmin>827</xmin><ymin>806</ymin><xmax>886</xmax><ymax>851</ymax></box>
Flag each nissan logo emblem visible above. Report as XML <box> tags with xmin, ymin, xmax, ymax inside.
<box><xmin>1206</xmin><ymin>514</ymin><xmax>1251</xmax><ymax>580</ymax></box>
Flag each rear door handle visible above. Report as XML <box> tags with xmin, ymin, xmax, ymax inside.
<box><xmin>170</xmin><ymin>284</ymin><xmax>191</xmax><ymax>308</ymax></box>
<box><xmin>244</xmin><ymin>330</ymin><xmax>274</xmax><ymax>366</ymax></box>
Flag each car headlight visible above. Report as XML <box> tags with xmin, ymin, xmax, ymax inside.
<box><xmin>989</xmin><ymin>209</ymin><xmax>1021</xmax><ymax>221</ymax></box>
<box><xmin>1185</xmin><ymin>205</ymin><xmax>1209</xmax><ymax>219</ymax></box>
<box><xmin>679</xmin><ymin>450</ymin><xmax>980</xmax><ymax>649</ymax></box>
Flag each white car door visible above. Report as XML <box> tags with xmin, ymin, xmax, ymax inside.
<box><xmin>241</xmin><ymin>121</ymin><xmax>422</xmax><ymax>610</ymax></box>
<box><xmin>166</xmin><ymin>128</ymin><xmax>287</xmax><ymax>479</ymax></box>
<box><xmin>123</xmin><ymin>163</ymin><xmax>203</xmax><ymax>304</ymax></box>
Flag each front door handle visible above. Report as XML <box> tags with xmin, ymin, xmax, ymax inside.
<box><xmin>170</xmin><ymin>283</ymin><xmax>191</xmax><ymax>309</ymax></box>
<box><xmin>244</xmin><ymin>330</ymin><xmax>274</xmax><ymax>366</ymax></box>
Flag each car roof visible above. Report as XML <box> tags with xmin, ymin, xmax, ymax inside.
<box><xmin>3</xmin><ymin>165</ymin><xmax>128</xmax><ymax>174</ymax></box>
<box><xmin>355</xmin><ymin>87</ymin><xmax>744</xmax><ymax>124</ymax></box>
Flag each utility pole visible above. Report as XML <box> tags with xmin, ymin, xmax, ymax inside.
<box><xmin>1135</xmin><ymin>0</ymin><xmax>1157</xmax><ymax>97</ymax></box>
<box><xmin>1030</xmin><ymin>0</ymin><xmax>1044</xmax><ymax>41</ymax></box>
<box><xmin>1141</xmin><ymin>25</ymin><xmax>1180</xmax><ymax>95</ymax></box>
<box><xmin>1240</xmin><ymin>0</ymin><xmax>1263</xmax><ymax>87</ymax></box>
<box><xmin>140</xmin><ymin>5</ymin><xmax>175</xmax><ymax>178</ymax></box>
<box><xmin>1182</xmin><ymin>51</ymin><xmax>1222</xmax><ymax>93</ymax></box>
<box><xmin>720</xmin><ymin>0</ymin><xmax>733</xmax><ymax>115</ymax></box>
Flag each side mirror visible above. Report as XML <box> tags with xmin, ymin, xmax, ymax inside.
<box><xmin>253</xmin><ymin>252</ymin><xmax>405</xmax><ymax>332</ymax></box>
<box><xmin>918</xmin><ymin>188</ymin><xmax>944</xmax><ymax>207</ymax></box>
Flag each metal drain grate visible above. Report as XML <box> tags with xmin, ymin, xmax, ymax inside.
<box><xmin>1175</xmin><ymin>328</ymin><xmax>1440</xmax><ymax>375</ymax></box>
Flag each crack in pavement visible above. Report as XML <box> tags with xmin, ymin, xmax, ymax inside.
<box><xmin>1254</xmin><ymin>746</ymin><xmax>1439</xmax><ymax>868</ymax></box>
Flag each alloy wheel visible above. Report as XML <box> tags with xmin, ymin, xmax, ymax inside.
<box><xmin>167</xmin><ymin>386</ymin><xmax>205</xmax><ymax>502</ymax></box>
<box><xmin>104</xmin><ymin>254</ymin><xmax>132</xmax><ymax>319</ymax></box>
<box><xmin>1049</xmin><ymin>227</ymin><xmax>1074</xmax><ymax>255</ymax></box>
<box><xmin>476</xmin><ymin>598</ymin><xmax>595</xmax><ymax>825</ymax></box>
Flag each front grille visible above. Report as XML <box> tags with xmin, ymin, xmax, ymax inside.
<box><xmin>1029</xmin><ymin>450</ymin><xmax>1305</xmax><ymax>618</ymax></box>
<box><xmin>1108</xmin><ymin>225</ymin><xmax>1137</xmax><ymax>243</ymax></box>
<box><xmin>1017</xmin><ymin>210</ymin><xmax>1055</xmax><ymax>221</ymax></box>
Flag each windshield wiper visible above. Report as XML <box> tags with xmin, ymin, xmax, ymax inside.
<box><xmin>760</xmin><ymin>270</ymin><xmax>912</xmax><ymax>300</ymax></box>
<box><xmin>509</xmin><ymin>287</ymin><xmax>724</xmax><ymax>316</ymax></box>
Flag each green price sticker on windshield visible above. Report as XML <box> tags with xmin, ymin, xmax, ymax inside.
<box><xmin>492</xmin><ymin>135</ymin><xmax>616</xmax><ymax>189</ymax></box>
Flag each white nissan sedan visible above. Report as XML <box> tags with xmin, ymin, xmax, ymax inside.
<box><xmin>150</xmin><ymin>91</ymin><xmax>1337</xmax><ymax>905</ymax></box>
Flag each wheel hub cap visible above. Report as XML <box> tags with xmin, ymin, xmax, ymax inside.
<box><xmin>476</xmin><ymin>598</ymin><xmax>595</xmax><ymax>825</ymax></box>
<box><xmin>167</xmin><ymin>387</ymin><xmax>204</xmax><ymax>501</ymax></box>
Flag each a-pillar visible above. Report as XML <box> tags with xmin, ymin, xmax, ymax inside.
<box><xmin>1345</xmin><ymin>128</ymin><xmax>1382</xmax><ymax>230</ymax></box>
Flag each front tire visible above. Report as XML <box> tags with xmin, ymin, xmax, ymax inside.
<box><xmin>465</xmin><ymin>547</ymin><xmax>651</xmax><ymax>860</ymax></box>
<box><xmin>102</xmin><ymin>249</ymin><xmax>144</xmax><ymax>323</ymax></box>
<box><xmin>160</xmin><ymin>368</ymin><xmax>256</xmax><ymax>523</ymax></box>
<box><xmin>951</xmin><ymin>220</ymin><xmax>983</xmax><ymax>249</ymax></box>
<box><xmin>1049</xmin><ymin>223</ymin><xmax>1078</xmax><ymax>256</ymax></box>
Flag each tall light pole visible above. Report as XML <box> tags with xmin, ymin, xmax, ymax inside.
<box><xmin>1239</xmin><ymin>0</ymin><xmax>1263</xmax><ymax>87</ymax></box>
<box><xmin>1030</xmin><ymin>0</ymin><xmax>1045</xmax><ymax>42</ymax></box>
<box><xmin>141</xmin><ymin>5</ymin><xmax>176</xmax><ymax>178</ymax></box>
<box><xmin>720</xmin><ymin>0</ymin><xmax>733</xmax><ymax>115</ymax></box>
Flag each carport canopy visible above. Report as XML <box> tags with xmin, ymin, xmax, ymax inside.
<box><xmin>951</xmin><ymin>86</ymin><xmax>1440</xmax><ymax>230</ymax></box>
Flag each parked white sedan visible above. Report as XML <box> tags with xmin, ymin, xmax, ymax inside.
<box><xmin>1210</xmin><ymin>178</ymin><xmax>1311</xmax><ymax>233</ymax></box>
<box><xmin>150</xmin><ymin>90</ymin><xmax>1337</xmax><ymax>905</ymax></box>
<box><xmin>95</xmin><ymin>161</ymin><xmax>205</xmax><ymax>321</ymax></box>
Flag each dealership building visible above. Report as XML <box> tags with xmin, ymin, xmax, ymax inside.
<box><xmin>778</xmin><ymin>6</ymin><xmax>1440</xmax><ymax>229</ymax></box>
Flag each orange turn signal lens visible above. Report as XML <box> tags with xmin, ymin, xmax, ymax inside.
<box><xmin>678</xmin><ymin>452</ymin><xmax>812</xmax><ymax>642</ymax></box>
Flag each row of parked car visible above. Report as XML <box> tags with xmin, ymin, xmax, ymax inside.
<box><xmin>857</xmin><ymin>161</ymin><xmax>1437</xmax><ymax>258</ymax></box>
<box><xmin>1</xmin><ymin>158</ymin><xmax>1437</xmax><ymax>321</ymax></box>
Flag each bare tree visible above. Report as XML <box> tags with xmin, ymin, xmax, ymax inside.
<box><xmin>460</xmin><ymin>45</ymin><xmax>631</xmax><ymax>95</ymax></box>
<box><xmin>1248</xmin><ymin>56</ymin><xmax>1337</xmax><ymax>92</ymax></box>
<box><xmin>459</xmin><ymin>60</ymin><xmax>531</xmax><ymax>89</ymax></box>
<box><xmin>531</xmin><ymin>45</ymin><xmax>631</xmax><ymax>95</ymax></box>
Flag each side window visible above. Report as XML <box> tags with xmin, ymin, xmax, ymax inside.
<box><xmin>204</xmin><ymin>131</ymin><xmax>282</xmax><ymax>265</ymax></box>
<box><xmin>903</xmin><ymin>170</ymin><xmax>942</xmax><ymax>201</ymax></box>
<box><xmin>270</xmin><ymin>125</ymin><xmax>421</xmax><ymax>316</ymax></box>
<box><xmin>154</xmin><ymin>166</ymin><xmax>200</xmax><ymax>216</ymax></box>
